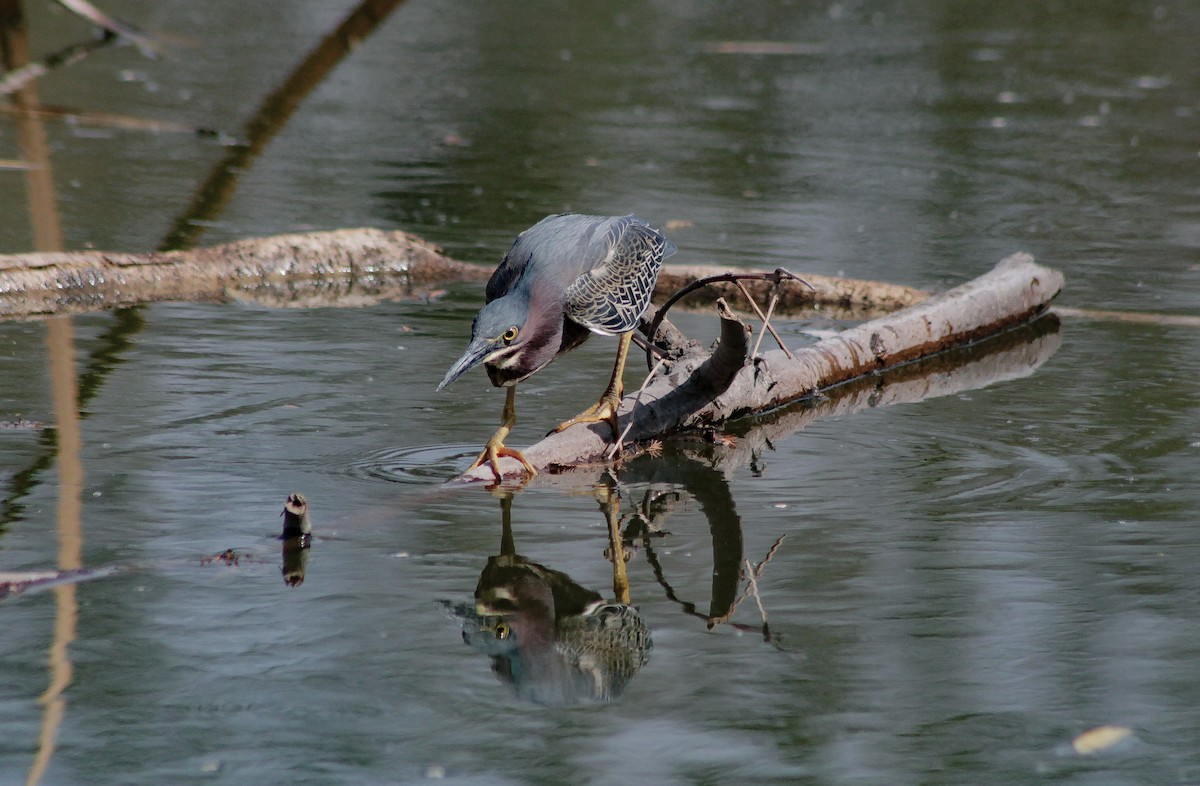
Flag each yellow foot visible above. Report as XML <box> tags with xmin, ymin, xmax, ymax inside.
<box><xmin>551</xmin><ymin>396</ymin><xmax>621</xmax><ymax>441</ymax></box>
<box><xmin>468</xmin><ymin>442</ymin><xmax>538</xmax><ymax>483</ymax></box>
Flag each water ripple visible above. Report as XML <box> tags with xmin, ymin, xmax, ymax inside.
<box><xmin>340</xmin><ymin>444</ymin><xmax>477</xmax><ymax>485</ymax></box>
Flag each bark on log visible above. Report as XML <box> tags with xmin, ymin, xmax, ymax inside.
<box><xmin>0</xmin><ymin>228</ymin><xmax>486</xmax><ymax>319</ymax></box>
<box><xmin>654</xmin><ymin>264</ymin><xmax>930</xmax><ymax>317</ymax></box>
<box><xmin>0</xmin><ymin>228</ymin><xmax>928</xmax><ymax>320</ymax></box>
<box><xmin>454</xmin><ymin>252</ymin><xmax>1063</xmax><ymax>483</ymax></box>
<box><xmin>0</xmin><ymin>228</ymin><xmax>1063</xmax><ymax>485</ymax></box>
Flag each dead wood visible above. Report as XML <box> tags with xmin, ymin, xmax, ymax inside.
<box><xmin>1052</xmin><ymin>306</ymin><xmax>1200</xmax><ymax>328</ymax></box>
<box><xmin>454</xmin><ymin>252</ymin><xmax>1064</xmax><ymax>483</ymax></box>
<box><xmin>0</xmin><ymin>227</ymin><xmax>937</xmax><ymax>320</ymax></box>
<box><xmin>655</xmin><ymin>263</ymin><xmax>930</xmax><ymax>316</ymax></box>
<box><xmin>0</xmin><ymin>103</ymin><xmax>221</xmax><ymax>136</ymax></box>
<box><xmin>0</xmin><ymin>228</ymin><xmax>487</xmax><ymax>319</ymax></box>
<box><xmin>701</xmin><ymin>313</ymin><xmax>1062</xmax><ymax>478</ymax></box>
<box><xmin>0</xmin><ymin>224</ymin><xmax>1065</xmax><ymax>486</ymax></box>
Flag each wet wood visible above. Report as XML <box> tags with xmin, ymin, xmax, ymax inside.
<box><xmin>1053</xmin><ymin>306</ymin><xmax>1200</xmax><ymax>328</ymax></box>
<box><xmin>0</xmin><ymin>228</ymin><xmax>487</xmax><ymax>319</ymax></box>
<box><xmin>0</xmin><ymin>103</ymin><xmax>221</xmax><ymax>136</ymax></box>
<box><xmin>655</xmin><ymin>263</ymin><xmax>930</xmax><ymax>316</ymax></box>
<box><xmin>456</xmin><ymin>252</ymin><xmax>1064</xmax><ymax>483</ymax></box>
<box><xmin>0</xmin><ymin>226</ymin><xmax>1064</xmax><ymax>485</ymax></box>
<box><xmin>0</xmin><ymin>227</ymin><xmax>938</xmax><ymax>320</ymax></box>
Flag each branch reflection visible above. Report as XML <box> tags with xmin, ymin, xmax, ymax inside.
<box><xmin>615</xmin><ymin>449</ymin><xmax>785</xmax><ymax>640</ymax></box>
<box><xmin>450</xmin><ymin>315</ymin><xmax>1064</xmax><ymax>699</ymax></box>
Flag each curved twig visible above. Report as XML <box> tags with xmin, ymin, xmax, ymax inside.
<box><xmin>646</xmin><ymin>268</ymin><xmax>814</xmax><ymax>369</ymax></box>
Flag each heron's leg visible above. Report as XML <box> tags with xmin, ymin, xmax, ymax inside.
<box><xmin>552</xmin><ymin>331</ymin><xmax>632</xmax><ymax>441</ymax></box>
<box><xmin>468</xmin><ymin>386</ymin><xmax>538</xmax><ymax>481</ymax></box>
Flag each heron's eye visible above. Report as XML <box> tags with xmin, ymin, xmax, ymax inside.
<box><xmin>494</xmin><ymin>622</ymin><xmax>511</xmax><ymax>640</ymax></box>
<box><xmin>502</xmin><ymin>326</ymin><xmax>519</xmax><ymax>344</ymax></box>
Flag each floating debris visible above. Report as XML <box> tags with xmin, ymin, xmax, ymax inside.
<box><xmin>199</xmin><ymin>549</ymin><xmax>241</xmax><ymax>567</ymax></box>
<box><xmin>1071</xmin><ymin>725</ymin><xmax>1134</xmax><ymax>755</ymax></box>
<box><xmin>0</xmin><ymin>566</ymin><xmax>121</xmax><ymax>600</ymax></box>
<box><xmin>0</xmin><ymin>418</ymin><xmax>45</xmax><ymax>430</ymax></box>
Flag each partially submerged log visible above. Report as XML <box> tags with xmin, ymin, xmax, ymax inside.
<box><xmin>0</xmin><ymin>229</ymin><xmax>1064</xmax><ymax>487</ymax></box>
<box><xmin>0</xmin><ymin>228</ymin><xmax>929</xmax><ymax>320</ymax></box>
<box><xmin>0</xmin><ymin>228</ymin><xmax>483</xmax><ymax>319</ymax></box>
<box><xmin>655</xmin><ymin>263</ymin><xmax>930</xmax><ymax>317</ymax></box>
<box><xmin>456</xmin><ymin>252</ymin><xmax>1063</xmax><ymax>483</ymax></box>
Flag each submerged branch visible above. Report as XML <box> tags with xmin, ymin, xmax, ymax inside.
<box><xmin>53</xmin><ymin>0</ymin><xmax>160</xmax><ymax>56</ymax></box>
<box><xmin>0</xmin><ymin>30</ymin><xmax>117</xmax><ymax>96</ymax></box>
<box><xmin>0</xmin><ymin>102</ymin><xmax>223</xmax><ymax>137</ymax></box>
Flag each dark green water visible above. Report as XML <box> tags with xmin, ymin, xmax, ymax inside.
<box><xmin>2</xmin><ymin>2</ymin><xmax>1199</xmax><ymax>784</ymax></box>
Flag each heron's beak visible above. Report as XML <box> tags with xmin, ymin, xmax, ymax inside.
<box><xmin>436</xmin><ymin>338</ymin><xmax>493</xmax><ymax>391</ymax></box>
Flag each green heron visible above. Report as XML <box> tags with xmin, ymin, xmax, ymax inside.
<box><xmin>437</xmin><ymin>213</ymin><xmax>676</xmax><ymax>480</ymax></box>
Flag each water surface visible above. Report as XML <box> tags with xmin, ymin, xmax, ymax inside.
<box><xmin>2</xmin><ymin>2</ymin><xmax>1199</xmax><ymax>784</ymax></box>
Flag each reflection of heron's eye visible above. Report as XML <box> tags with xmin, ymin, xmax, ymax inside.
<box><xmin>502</xmin><ymin>326</ymin><xmax>519</xmax><ymax>343</ymax></box>
<box><xmin>494</xmin><ymin>622</ymin><xmax>510</xmax><ymax>640</ymax></box>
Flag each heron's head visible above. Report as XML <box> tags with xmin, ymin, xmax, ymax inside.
<box><xmin>437</xmin><ymin>296</ymin><xmax>541</xmax><ymax>390</ymax></box>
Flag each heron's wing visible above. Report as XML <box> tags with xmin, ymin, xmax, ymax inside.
<box><xmin>564</xmin><ymin>216</ymin><xmax>676</xmax><ymax>335</ymax></box>
<box><xmin>486</xmin><ymin>214</ymin><xmax>595</xmax><ymax>302</ymax></box>
<box><xmin>485</xmin><ymin>241</ymin><xmax>532</xmax><ymax>304</ymax></box>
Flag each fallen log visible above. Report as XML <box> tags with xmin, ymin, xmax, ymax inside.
<box><xmin>0</xmin><ymin>228</ymin><xmax>929</xmax><ymax>320</ymax></box>
<box><xmin>455</xmin><ymin>252</ymin><xmax>1064</xmax><ymax>483</ymax></box>
<box><xmin>0</xmin><ymin>229</ymin><xmax>1064</xmax><ymax>486</ymax></box>
<box><xmin>0</xmin><ymin>228</ymin><xmax>483</xmax><ymax>319</ymax></box>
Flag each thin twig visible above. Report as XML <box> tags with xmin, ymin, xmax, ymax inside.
<box><xmin>744</xmin><ymin>559</ymin><xmax>767</xmax><ymax>621</ymax></box>
<box><xmin>0</xmin><ymin>32</ymin><xmax>116</xmax><ymax>96</ymax></box>
<box><xmin>608</xmin><ymin>355</ymin><xmax>669</xmax><ymax>460</ymax></box>
<box><xmin>639</xmin><ymin>528</ymin><xmax>763</xmax><ymax>634</ymax></box>
<box><xmin>0</xmin><ymin>103</ymin><xmax>223</xmax><ymax>137</ymax></box>
<box><xmin>755</xmin><ymin>534</ymin><xmax>787</xmax><ymax>575</ymax></box>
<box><xmin>53</xmin><ymin>0</ymin><xmax>160</xmax><ymax>56</ymax></box>
<box><xmin>733</xmin><ymin>279</ymin><xmax>792</xmax><ymax>359</ymax></box>
<box><xmin>728</xmin><ymin>534</ymin><xmax>786</xmax><ymax>619</ymax></box>
<box><xmin>752</xmin><ymin>289</ymin><xmax>781</xmax><ymax>358</ymax></box>
<box><xmin>647</xmin><ymin>268</ymin><xmax>812</xmax><ymax>360</ymax></box>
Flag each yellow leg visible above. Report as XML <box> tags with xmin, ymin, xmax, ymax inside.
<box><xmin>468</xmin><ymin>387</ymin><xmax>538</xmax><ymax>481</ymax></box>
<box><xmin>552</xmin><ymin>331</ymin><xmax>632</xmax><ymax>443</ymax></box>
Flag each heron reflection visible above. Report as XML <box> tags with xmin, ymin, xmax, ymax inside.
<box><xmin>450</xmin><ymin>489</ymin><xmax>652</xmax><ymax>705</ymax></box>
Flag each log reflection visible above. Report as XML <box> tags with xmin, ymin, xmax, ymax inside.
<box><xmin>615</xmin><ymin>450</ymin><xmax>786</xmax><ymax>641</ymax></box>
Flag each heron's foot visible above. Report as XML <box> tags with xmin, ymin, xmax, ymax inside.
<box><xmin>551</xmin><ymin>394</ymin><xmax>622</xmax><ymax>442</ymax></box>
<box><xmin>468</xmin><ymin>439</ymin><xmax>538</xmax><ymax>482</ymax></box>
